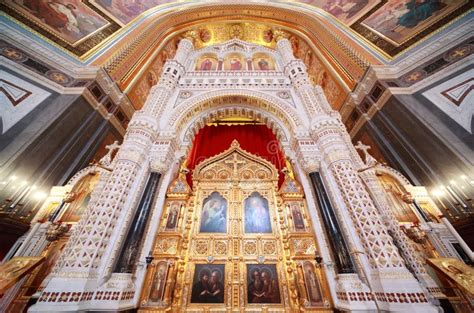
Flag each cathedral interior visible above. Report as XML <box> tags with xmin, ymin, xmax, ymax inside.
<box><xmin>0</xmin><ymin>1</ymin><xmax>473</xmax><ymax>312</ymax></box>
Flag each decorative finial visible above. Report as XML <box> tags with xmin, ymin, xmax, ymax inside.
<box><xmin>231</xmin><ymin>139</ymin><xmax>240</xmax><ymax>148</ymax></box>
<box><xmin>183</xmin><ymin>30</ymin><xmax>197</xmax><ymax>44</ymax></box>
<box><xmin>273</xmin><ymin>29</ymin><xmax>288</xmax><ymax>41</ymax></box>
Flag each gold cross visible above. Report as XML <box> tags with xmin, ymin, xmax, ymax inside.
<box><xmin>450</xmin><ymin>48</ymin><xmax>466</xmax><ymax>58</ymax></box>
<box><xmin>407</xmin><ymin>72</ymin><xmax>422</xmax><ymax>82</ymax></box>
<box><xmin>224</xmin><ymin>152</ymin><xmax>246</xmax><ymax>178</ymax></box>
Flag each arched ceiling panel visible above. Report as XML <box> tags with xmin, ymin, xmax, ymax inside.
<box><xmin>2</xmin><ymin>1</ymin><xmax>470</xmax><ymax>60</ymax></box>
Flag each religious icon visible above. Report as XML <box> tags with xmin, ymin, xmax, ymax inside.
<box><xmin>165</xmin><ymin>203</ymin><xmax>180</xmax><ymax>230</ymax></box>
<box><xmin>244</xmin><ymin>193</ymin><xmax>272</xmax><ymax>233</ymax></box>
<box><xmin>230</xmin><ymin>58</ymin><xmax>242</xmax><ymax>70</ymax></box>
<box><xmin>427</xmin><ymin>258</ymin><xmax>474</xmax><ymax>295</ymax></box>
<box><xmin>303</xmin><ymin>262</ymin><xmax>323</xmax><ymax>305</ymax></box>
<box><xmin>247</xmin><ymin>264</ymin><xmax>281</xmax><ymax>304</ymax></box>
<box><xmin>253</xmin><ymin>54</ymin><xmax>274</xmax><ymax>71</ymax></box>
<box><xmin>199</xmin><ymin>192</ymin><xmax>227</xmax><ymax>233</ymax></box>
<box><xmin>200</xmin><ymin>58</ymin><xmax>213</xmax><ymax>71</ymax></box>
<box><xmin>148</xmin><ymin>261</ymin><xmax>168</xmax><ymax>302</ymax></box>
<box><xmin>257</xmin><ymin>58</ymin><xmax>270</xmax><ymax>70</ymax></box>
<box><xmin>191</xmin><ymin>264</ymin><xmax>225</xmax><ymax>303</ymax></box>
<box><xmin>263</xmin><ymin>29</ymin><xmax>274</xmax><ymax>43</ymax></box>
<box><xmin>290</xmin><ymin>204</ymin><xmax>305</xmax><ymax>231</ymax></box>
<box><xmin>146</xmin><ymin>71</ymin><xmax>158</xmax><ymax>87</ymax></box>
<box><xmin>199</xmin><ymin>28</ymin><xmax>211</xmax><ymax>42</ymax></box>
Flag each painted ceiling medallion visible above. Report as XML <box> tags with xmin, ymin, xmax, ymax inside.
<box><xmin>229</xmin><ymin>24</ymin><xmax>244</xmax><ymax>39</ymax></box>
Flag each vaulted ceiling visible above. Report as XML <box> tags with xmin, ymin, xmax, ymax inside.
<box><xmin>2</xmin><ymin>0</ymin><xmax>471</xmax><ymax>111</ymax></box>
<box><xmin>3</xmin><ymin>1</ymin><xmax>470</xmax><ymax>58</ymax></box>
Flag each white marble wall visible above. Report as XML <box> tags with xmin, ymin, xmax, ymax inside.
<box><xmin>422</xmin><ymin>67</ymin><xmax>474</xmax><ymax>134</ymax></box>
<box><xmin>0</xmin><ymin>70</ymin><xmax>50</xmax><ymax>134</ymax></box>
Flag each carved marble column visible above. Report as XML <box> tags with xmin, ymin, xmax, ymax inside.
<box><xmin>276</xmin><ymin>38</ymin><xmax>332</xmax><ymax>116</ymax></box>
<box><xmin>114</xmin><ymin>172</ymin><xmax>161</xmax><ymax>273</ymax></box>
<box><xmin>309</xmin><ymin>111</ymin><xmax>437</xmax><ymax>312</ymax></box>
<box><xmin>30</xmin><ymin>38</ymin><xmax>194</xmax><ymax>313</ymax></box>
<box><xmin>277</xmin><ymin>37</ymin><xmax>437</xmax><ymax>311</ymax></box>
<box><xmin>309</xmin><ymin>172</ymin><xmax>355</xmax><ymax>273</ymax></box>
<box><xmin>358</xmin><ymin>168</ymin><xmax>444</xmax><ymax>299</ymax></box>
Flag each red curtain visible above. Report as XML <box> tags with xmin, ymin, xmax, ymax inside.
<box><xmin>186</xmin><ymin>125</ymin><xmax>286</xmax><ymax>187</ymax></box>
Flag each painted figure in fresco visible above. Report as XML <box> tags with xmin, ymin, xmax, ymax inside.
<box><xmin>247</xmin><ymin>266</ymin><xmax>281</xmax><ymax>303</ymax></box>
<box><xmin>258</xmin><ymin>58</ymin><xmax>270</xmax><ymax>70</ymax></box>
<box><xmin>397</xmin><ymin>0</ymin><xmax>446</xmax><ymax>28</ymax></box>
<box><xmin>362</xmin><ymin>0</ymin><xmax>462</xmax><ymax>44</ymax></box>
<box><xmin>291</xmin><ymin>205</ymin><xmax>305</xmax><ymax>231</ymax></box>
<box><xmin>146</xmin><ymin>71</ymin><xmax>157</xmax><ymax>88</ymax></box>
<box><xmin>230</xmin><ymin>58</ymin><xmax>242</xmax><ymax>70</ymax></box>
<box><xmin>20</xmin><ymin>1</ymin><xmax>76</xmax><ymax>33</ymax></box>
<box><xmin>191</xmin><ymin>265</ymin><xmax>225</xmax><ymax>303</ymax></box>
<box><xmin>200</xmin><ymin>58</ymin><xmax>213</xmax><ymax>71</ymax></box>
<box><xmin>94</xmin><ymin>0</ymin><xmax>169</xmax><ymax>24</ymax></box>
<box><xmin>149</xmin><ymin>262</ymin><xmax>167</xmax><ymax>302</ymax></box>
<box><xmin>17</xmin><ymin>0</ymin><xmax>106</xmax><ymax>40</ymax></box>
<box><xmin>304</xmin><ymin>263</ymin><xmax>322</xmax><ymax>304</ymax></box>
<box><xmin>323</xmin><ymin>0</ymin><xmax>369</xmax><ymax>20</ymax></box>
<box><xmin>165</xmin><ymin>204</ymin><xmax>179</xmax><ymax>230</ymax></box>
<box><xmin>288</xmin><ymin>35</ymin><xmax>300</xmax><ymax>56</ymax></box>
<box><xmin>319</xmin><ymin>71</ymin><xmax>329</xmax><ymax>89</ymax></box>
<box><xmin>245</xmin><ymin>194</ymin><xmax>271</xmax><ymax>233</ymax></box>
<box><xmin>200</xmin><ymin>193</ymin><xmax>227</xmax><ymax>233</ymax></box>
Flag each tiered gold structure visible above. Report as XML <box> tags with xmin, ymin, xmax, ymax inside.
<box><xmin>139</xmin><ymin>141</ymin><xmax>332</xmax><ymax>312</ymax></box>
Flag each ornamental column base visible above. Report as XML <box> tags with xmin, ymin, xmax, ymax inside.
<box><xmin>333</xmin><ymin>270</ymin><xmax>439</xmax><ymax>312</ymax></box>
<box><xmin>28</xmin><ymin>273</ymin><xmax>138</xmax><ymax>312</ymax></box>
<box><xmin>368</xmin><ymin>268</ymin><xmax>439</xmax><ymax>312</ymax></box>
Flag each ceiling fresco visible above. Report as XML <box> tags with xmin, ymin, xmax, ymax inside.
<box><xmin>2</xmin><ymin>1</ymin><xmax>471</xmax><ymax>112</ymax></box>
<box><xmin>4</xmin><ymin>0</ymin><xmax>109</xmax><ymax>46</ymax></box>
<box><xmin>299</xmin><ymin>0</ymin><xmax>382</xmax><ymax>25</ymax></box>
<box><xmin>2</xmin><ymin>1</ymin><xmax>471</xmax><ymax>59</ymax></box>
<box><xmin>89</xmin><ymin>0</ymin><xmax>172</xmax><ymax>25</ymax></box>
<box><xmin>1</xmin><ymin>0</ymin><xmax>120</xmax><ymax>55</ymax></box>
<box><xmin>359</xmin><ymin>0</ymin><xmax>468</xmax><ymax>45</ymax></box>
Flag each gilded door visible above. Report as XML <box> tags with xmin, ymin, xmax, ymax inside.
<box><xmin>139</xmin><ymin>141</ymin><xmax>333</xmax><ymax>312</ymax></box>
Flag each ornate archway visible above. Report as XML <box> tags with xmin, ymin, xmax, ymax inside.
<box><xmin>164</xmin><ymin>90</ymin><xmax>307</xmax><ymax>138</ymax></box>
